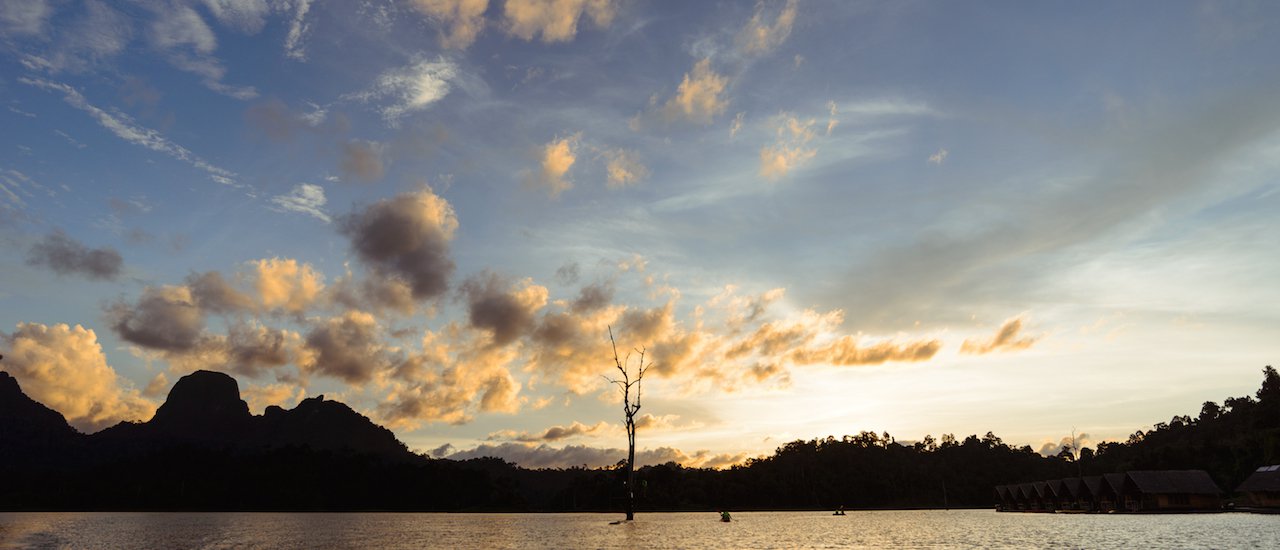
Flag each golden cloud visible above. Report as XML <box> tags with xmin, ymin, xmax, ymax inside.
<box><xmin>525</xmin><ymin>134</ymin><xmax>579</xmax><ymax>198</ymax></box>
<box><xmin>961</xmin><ymin>316</ymin><xmax>1039</xmax><ymax>354</ymax></box>
<box><xmin>736</xmin><ymin>0</ymin><xmax>798</xmax><ymax>55</ymax></box>
<box><xmin>2</xmin><ymin>322</ymin><xmax>156</xmax><ymax>432</ymax></box>
<box><xmin>252</xmin><ymin>257</ymin><xmax>325</xmax><ymax>314</ymax></box>
<box><xmin>603</xmin><ymin>148</ymin><xmax>649</xmax><ymax>189</ymax></box>
<box><xmin>661</xmin><ymin>58</ymin><xmax>729</xmax><ymax>124</ymax></box>
<box><xmin>411</xmin><ymin>0</ymin><xmax>489</xmax><ymax>49</ymax></box>
<box><xmin>502</xmin><ymin>0</ymin><xmax>615</xmax><ymax>43</ymax></box>
<box><xmin>760</xmin><ymin>113</ymin><xmax>818</xmax><ymax>181</ymax></box>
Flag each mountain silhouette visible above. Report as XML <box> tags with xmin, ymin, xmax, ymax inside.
<box><xmin>0</xmin><ymin>371</ymin><xmax>80</xmax><ymax>458</ymax></box>
<box><xmin>89</xmin><ymin>370</ymin><xmax>409</xmax><ymax>457</ymax></box>
<box><xmin>2</xmin><ymin>366</ymin><xmax>1276</xmax><ymax>512</ymax></box>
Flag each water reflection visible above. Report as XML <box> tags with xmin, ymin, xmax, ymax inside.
<box><xmin>1</xmin><ymin>510</ymin><xmax>1278</xmax><ymax>549</ymax></box>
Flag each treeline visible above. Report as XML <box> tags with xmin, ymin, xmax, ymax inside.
<box><xmin>2</xmin><ymin>367</ymin><xmax>1277</xmax><ymax>511</ymax></box>
<box><xmin>493</xmin><ymin>366</ymin><xmax>1280</xmax><ymax>511</ymax></box>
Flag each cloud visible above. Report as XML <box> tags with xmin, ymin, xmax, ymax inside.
<box><xmin>16</xmin><ymin>1</ymin><xmax>132</xmax><ymax>73</ymax></box>
<box><xmin>107</xmin><ymin>285</ymin><xmax>205</xmax><ymax>352</ymax></box>
<box><xmin>224</xmin><ymin>321</ymin><xmax>306</xmax><ymax>377</ymax></box>
<box><xmin>488</xmin><ymin>420</ymin><xmax>611</xmax><ymax>442</ymax></box>
<box><xmin>460</xmin><ymin>271</ymin><xmax>549</xmax><ymax>346</ymax></box>
<box><xmin>824</xmin><ymin>88</ymin><xmax>1280</xmax><ymax>328</ymax></box>
<box><xmin>502</xmin><ymin>0</ymin><xmax>615</xmax><ymax>43</ymax></box>
<box><xmin>339</xmin><ymin>140</ymin><xmax>387</xmax><ymax>183</ymax></box>
<box><xmin>302</xmin><ymin>310</ymin><xmax>392</xmax><ymax>384</ymax></box>
<box><xmin>146</xmin><ymin>4</ymin><xmax>257</xmax><ymax>99</ymax></box>
<box><xmin>185</xmin><ymin>270</ymin><xmax>255</xmax><ymax>314</ymax></box>
<box><xmin>661</xmin><ymin>58</ymin><xmax>729</xmax><ymax>124</ymax></box>
<box><xmin>760</xmin><ymin>113</ymin><xmax>818</xmax><ymax>181</ymax></box>
<box><xmin>245</xmin><ymin>99</ymin><xmax>331</xmax><ymax>141</ymax></box>
<box><xmin>25</xmin><ymin>230</ymin><xmax>123</xmax><ymax>280</ymax></box>
<box><xmin>571</xmin><ymin>280</ymin><xmax>614</xmax><ymax>313</ymax></box>
<box><xmin>603</xmin><ymin>148</ymin><xmax>649</xmax><ymax>189</ymax></box>
<box><xmin>634</xmin><ymin>413</ymin><xmax>686</xmax><ymax>431</ymax></box>
<box><xmin>961</xmin><ymin>316</ymin><xmax>1039</xmax><ymax>355</ymax></box>
<box><xmin>201</xmin><ymin>0</ymin><xmax>272</xmax><ymax>33</ymax></box>
<box><xmin>1038</xmin><ymin>432</ymin><xmax>1093</xmax><ymax>457</ymax></box>
<box><xmin>329</xmin><ymin>271</ymin><xmax>419</xmax><ymax>316</ymax></box>
<box><xmin>726</xmin><ymin>307</ymin><xmax>941</xmax><ymax>369</ymax></box>
<box><xmin>241</xmin><ymin>381</ymin><xmax>306</xmax><ymax>413</ymax></box>
<box><xmin>270</xmin><ymin>183</ymin><xmax>330</xmax><ymax>222</ymax></box>
<box><xmin>792</xmin><ymin>335</ymin><xmax>942</xmax><ymax>366</ymax></box>
<box><xmin>928</xmin><ymin>148</ymin><xmax>949</xmax><ymax>165</ymax></box>
<box><xmin>826</xmin><ymin>100</ymin><xmax>838</xmax><ymax>135</ymax></box>
<box><xmin>19</xmin><ymin>77</ymin><xmax>239</xmax><ymax>186</ymax></box>
<box><xmin>736</xmin><ymin>0</ymin><xmax>797</xmax><ymax>55</ymax></box>
<box><xmin>340</xmin><ymin>188</ymin><xmax>458</xmax><ymax>301</ymax></box>
<box><xmin>0</xmin><ymin>0</ymin><xmax>54</xmax><ymax>37</ymax></box>
<box><xmin>251</xmin><ymin>257</ymin><xmax>325</xmax><ymax>314</ymax></box>
<box><xmin>411</xmin><ymin>0</ymin><xmax>488</xmax><ymax>49</ymax></box>
<box><xmin>346</xmin><ymin>57</ymin><xmax>459</xmax><ymax>126</ymax></box>
<box><xmin>283</xmin><ymin>0</ymin><xmax>313</xmax><ymax>60</ymax></box>
<box><xmin>1</xmin><ymin>322</ymin><xmax>156</xmax><ymax>432</ymax></box>
<box><xmin>729</xmin><ymin>112</ymin><xmax>745</xmax><ymax>139</ymax></box>
<box><xmin>524</xmin><ymin>134</ymin><xmax>578</xmax><ymax>198</ymax></box>
<box><xmin>377</xmin><ymin>324</ymin><xmax>523</xmax><ymax>427</ymax></box>
<box><xmin>555</xmin><ymin>261</ymin><xmax>580</xmax><ymax>285</ymax></box>
<box><xmin>143</xmin><ymin>372</ymin><xmax>169</xmax><ymax>398</ymax></box>
<box><xmin>447</xmin><ymin>442</ymin><xmax>746</xmax><ymax>469</ymax></box>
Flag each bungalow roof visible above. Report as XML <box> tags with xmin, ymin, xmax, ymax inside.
<box><xmin>1236</xmin><ymin>465</ymin><xmax>1280</xmax><ymax>493</ymax></box>
<box><xmin>1125</xmin><ymin>470</ymin><xmax>1221</xmax><ymax>495</ymax></box>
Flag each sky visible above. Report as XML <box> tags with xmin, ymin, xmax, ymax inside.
<box><xmin>1</xmin><ymin>0</ymin><xmax>1278</xmax><ymax>469</ymax></box>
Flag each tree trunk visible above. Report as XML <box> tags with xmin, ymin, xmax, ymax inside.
<box><xmin>626</xmin><ymin>419</ymin><xmax>636</xmax><ymax>520</ymax></box>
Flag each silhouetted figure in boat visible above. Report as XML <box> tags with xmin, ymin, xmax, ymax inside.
<box><xmin>720</xmin><ymin>510</ymin><xmax>732</xmax><ymax>522</ymax></box>
<box><xmin>834</xmin><ymin>505</ymin><xmax>846</xmax><ymax>516</ymax></box>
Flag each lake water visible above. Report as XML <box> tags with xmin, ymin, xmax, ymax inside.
<box><xmin>1</xmin><ymin>510</ymin><xmax>1277</xmax><ymax>549</ymax></box>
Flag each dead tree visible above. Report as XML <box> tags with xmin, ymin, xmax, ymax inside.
<box><xmin>604</xmin><ymin>326</ymin><xmax>650</xmax><ymax>522</ymax></box>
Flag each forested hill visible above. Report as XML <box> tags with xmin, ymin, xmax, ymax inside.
<box><xmin>1</xmin><ymin>367</ymin><xmax>1275</xmax><ymax>511</ymax></box>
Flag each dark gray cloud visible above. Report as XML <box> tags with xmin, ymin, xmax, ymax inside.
<box><xmin>460</xmin><ymin>271</ymin><xmax>545</xmax><ymax>346</ymax></box>
<box><xmin>488</xmin><ymin>421</ymin><xmax>609</xmax><ymax>443</ymax></box>
<box><xmin>26</xmin><ymin>230</ymin><xmax>123</xmax><ymax>280</ymax></box>
<box><xmin>245</xmin><ymin>98</ymin><xmax>341</xmax><ymax>142</ymax></box>
<box><xmin>554</xmin><ymin>261</ymin><xmax>580</xmax><ymax>285</ymax></box>
<box><xmin>339</xmin><ymin>140</ymin><xmax>385</xmax><ymax>182</ymax></box>
<box><xmin>226</xmin><ymin>321</ymin><xmax>296</xmax><ymax>376</ymax></box>
<box><xmin>107</xmin><ymin>285</ymin><xmax>204</xmax><ymax>351</ymax></box>
<box><xmin>303</xmin><ymin>312</ymin><xmax>392</xmax><ymax>384</ymax></box>
<box><xmin>185</xmin><ymin>270</ymin><xmax>255</xmax><ymax>314</ymax></box>
<box><xmin>330</xmin><ymin>273</ymin><xmax>418</xmax><ymax>316</ymax></box>
<box><xmin>571</xmin><ymin>280</ymin><xmax>614</xmax><ymax>313</ymax></box>
<box><xmin>447</xmin><ymin>442</ymin><xmax>746</xmax><ymax>469</ymax></box>
<box><xmin>341</xmin><ymin>189</ymin><xmax>457</xmax><ymax>301</ymax></box>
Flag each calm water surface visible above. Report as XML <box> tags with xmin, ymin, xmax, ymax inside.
<box><xmin>2</xmin><ymin>510</ymin><xmax>1278</xmax><ymax>549</ymax></box>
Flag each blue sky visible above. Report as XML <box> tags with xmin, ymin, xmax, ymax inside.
<box><xmin>1</xmin><ymin>0</ymin><xmax>1278</xmax><ymax>468</ymax></box>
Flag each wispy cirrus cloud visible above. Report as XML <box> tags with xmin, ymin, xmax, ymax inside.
<box><xmin>344</xmin><ymin>57</ymin><xmax>459</xmax><ymax>126</ymax></box>
<box><xmin>270</xmin><ymin>183</ymin><xmax>330</xmax><ymax>222</ymax></box>
<box><xmin>735</xmin><ymin>0</ymin><xmax>798</xmax><ymax>56</ymax></box>
<box><xmin>283</xmin><ymin>0</ymin><xmax>314</xmax><ymax>60</ymax></box>
<box><xmin>19</xmin><ymin>77</ymin><xmax>240</xmax><ymax>187</ymax></box>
